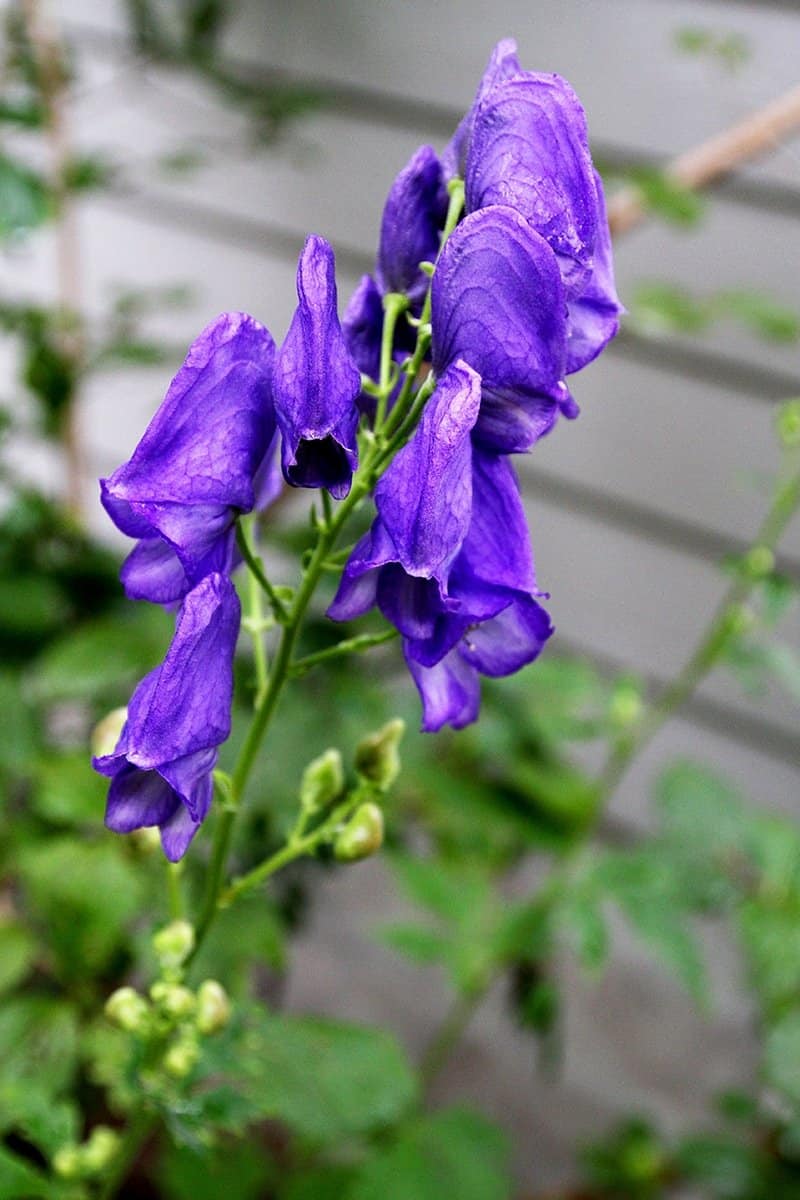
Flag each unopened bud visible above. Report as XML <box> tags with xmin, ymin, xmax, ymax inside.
<box><xmin>90</xmin><ymin>707</ymin><xmax>127</xmax><ymax>759</ymax></box>
<box><xmin>743</xmin><ymin>545</ymin><xmax>774</xmax><ymax>579</ymax></box>
<box><xmin>105</xmin><ymin>986</ymin><xmax>150</xmax><ymax>1034</ymax></box>
<box><xmin>163</xmin><ymin>1035</ymin><xmax>199</xmax><ymax>1079</ymax></box>
<box><xmin>609</xmin><ymin>681</ymin><xmax>644</xmax><ymax>729</ymax></box>
<box><xmin>334</xmin><ymin>802</ymin><xmax>384</xmax><ymax>862</ymax></box>
<box><xmin>53</xmin><ymin>1145</ymin><xmax>82</xmax><ymax>1179</ymax></box>
<box><xmin>132</xmin><ymin>827</ymin><xmax>162</xmax><ymax>854</ymax></box>
<box><xmin>300</xmin><ymin>748</ymin><xmax>344</xmax><ymax>813</ymax></box>
<box><xmin>777</xmin><ymin>399</ymin><xmax>800</xmax><ymax>448</ymax></box>
<box><xmin>196</xmin><ymin>980</ymin><xmax>231</xmax><ymax>1035</ymax></box>
<box><xmin>354</xmin><ymin>719</ymin><xmax>404</xmax><ymax>791</ymax></box>
<box><xmin>724</xmin><ymin>603</ymin><xmax>757</xmax><ymax>640</ymax></box>
<box><xmin>150</xmin><ymin>982</ymin><xmax>195</xmax><ymax>1020</ymax></box>
<box><xmin>81</xmin><ymin>1126</ymin><xmax>120</xmax><ymax>1174</ymax></box>
<box><xmin>152</xmin><ymin>920</ymin><xmax>195</xmax><ymax>971</ymax></box>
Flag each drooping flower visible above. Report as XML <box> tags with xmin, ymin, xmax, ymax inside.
<box><xmin>274</xmin><ymin>235</ymin><xmax>361</xmax><ymax>498</ymax></box>
<box><xmin>101</xmin><ymin>312</ymin><xmax>277</xmax><ymax>605</ymax></box>
<box><xmin>93</xmin><ymin>573</ymin><xmax>240</xmax><ymax>861</ymax></box>
<box><xmin>564</xmin><ymin>170</ymin><xmax>622</xmax><ymax>373</ymax></box>
<box><xmin>431</xmin><ymin>204</ymin><xmax>573</xmax><ymax>453</ymax></box>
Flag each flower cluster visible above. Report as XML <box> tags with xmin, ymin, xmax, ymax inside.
<box><xmin>94</xmin><ymin>39</ymin><xmax>620</xmax><ymax>854</ymax></box>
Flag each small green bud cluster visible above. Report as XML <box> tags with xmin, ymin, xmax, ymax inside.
<box><xmin>300</xmin><ymin>747</ymin><xmax>345</xmax><ymax>814</ymax></box>
<box><xmin>53</xmin><ymin>1125</ymin><xmax>120</xmax><ymax>1180</ymax></box>
<box><xmin>354</xmin><ymin>718</ymin><xmax>404</xmax><ymax>792</ymax></box>
<box><xmin>152</xmin><ymin>919</ymin><xmax>195</xmax><ymax>971</ymax></box>
<box><xmin>608</xmin><ymin>679</ymin><xmax>644</xmax><ymax>730</ymax></box>
<box><xmin>334</xmin><ymin>802</ymin><xmax>384</xmax><ymax>862</ymax></box>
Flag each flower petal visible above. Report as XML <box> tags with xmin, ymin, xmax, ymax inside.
<box><xmin>276</xmin><ymin>235</ymin><xmax>361</xmax><ymax>498</ymax></box>
<box><xmin>377</xmin><ymin>145</ymin><xmax>447</xmax><ymax>302</ymax></box>
<box><xmin>405</xmin><ymin>648</ymin><xmax>481</xmax><ymax>732</ymax></box>
<box><xmin>566</xmin><ymin>171</ymin><xmax>623</xmax><ymax>373</ymax></box>
<box><xmin>105</xmin><ymin>764</ymin><xmax>179</xmax><ymax>833</ymax></box>
<box><xmin>459</xmin><ymin>595</ymin><xmax>553</xmax><ymax>677</ymax></box>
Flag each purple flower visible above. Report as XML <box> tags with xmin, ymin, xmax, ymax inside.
<box><xmin>431</xmin><ymin>205</ymin><xmax>572</xmax><ymax>453</ymax></box>
<box><xmin>565</xmin><ymin>171</ymin><xmax>622</xmax><ymax>373</ymax></box>
<box><xmin>377</xmin><ymin>145</ymin><xmax>448</xmax><ymax>305</ymax></box>
<box><xmin>275</xmin><ymin>235</ymin><xmax>361</xmax><ymax>498</ymax></box>
<box><xmin>93</xmin><ymin>573</ymin><xmax>240</xmax><ymax>861</ymax></box>
<box><xmin>443</xmin><ymin>38</ymin><xmax>522</xmax><ymax>179</ymax></box>
<box><xmin>101</xmin><ymin>312</ymin><xmax>277</xmax><ymax>605</ymax></box>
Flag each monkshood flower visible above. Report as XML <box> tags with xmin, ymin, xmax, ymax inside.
<box><xmin>93</xmin><ymin>573</ymin><xmax>239</xmax><ymax>861</ymax></box>
<box><xmin>101</xmin><ymin>312</ymin><xmax>277</xmax><ymax>605</ymax></box>
<box><xmin>274</xmin><ymin>235</ymin><xmax>361</xmax><ymax>498</ymax></box>
<box><xmin>431</xmin><ymin>204</ymin><xmax>573</xmax><ymax>453</ymax></box>
<box><xmin>453</xmin><ymin>39</ymin><xmax>622</xmax><ymax>366</ymax></box>
<box><xmin>343</xmin><ymin>146</ymin><xmax>446</xmax><ymax>406</ymax></box>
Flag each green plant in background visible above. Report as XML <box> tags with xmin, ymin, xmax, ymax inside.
<box><xmin>1</xmin><ymin>9</ymin><xmax>800</xmax><ymax>1200</ymax></box>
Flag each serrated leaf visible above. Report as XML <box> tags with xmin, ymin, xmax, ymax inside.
<box><xmin>235</xmin><ymin>1012</ymin><xmax>417</xmax><ymax>1143</ymax></box>
<box><xmin>348</xmin><ymin>1108</ymin><xmax>511</xmax><ymax>1200</ymax></box>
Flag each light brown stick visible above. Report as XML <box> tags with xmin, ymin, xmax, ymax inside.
<box><xmin>608</xmin><ymin>83</ymin><xmax>800</xmax><ymax>237</ymax></box>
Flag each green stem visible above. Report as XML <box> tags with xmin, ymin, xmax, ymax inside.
<box><xmin>240</xmin><ymin>515</ymin><xmax>269</xmax><ymax>703</ymax></box>
<box><xmin>419</xmin><ymin>985</ymin><xmax>488</xmax><ymax>1095</ymax></box>
<box><xmin>595</xmin><ymin>460</ymin><xmax>800</xmax><ymax>804</ymax></box>
<box><xmin>290</xmin><ymin>628</ymin><xmax>398</xmax><ymax>677</ymax></box>
<box><xmin>374</xmin><ymin>292</ymin><xmax>408</xmax><ymax>428</ymax></box>
<box><xmin>165</xmin><ymin>862</ymin><xmax>184</xmax><ymax>921</ymax></box>
<box><xmin>235</xmin><ymin>520</ymin><xmax>288</xmax><ymax>623</ymax></box>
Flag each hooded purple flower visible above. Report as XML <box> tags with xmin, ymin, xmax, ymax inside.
<box><xmin>442</xmin><ymin>38</ymin><xmax>522</xmax><ymax>180</ymax></box>
<box><xmin>565</xmin><ymin>170</ymin><xmax>622</xmax><ymax>373</ymax></box>
<box><xmin>328</xmin><ymin>358</ymin><xmax>482</xmax><ymax>629</ymax></box>
<box><xmin>93</xmin><ymin>573</ymin><xmax>240</xmax><ymax>861</ymax></box>
<box><xmin>377</xmin><ymin>145</ymin><xmax>448</xmax><ymax>305</ymax></box>
<box><xmin>275</xmin><ymin>235</ymin><xmax>361</xmax><ymax>499</ymax></box>
<box><xmin>101</xmin><ymin>312</ymin><xmax>277</xmax><ymax>605</ymax></box>
<box><xmin>431</xmin><ymin>204</ymin><xmax>573</xmax><ymax>453</ymax></box>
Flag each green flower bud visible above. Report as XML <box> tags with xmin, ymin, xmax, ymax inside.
<box><xmin>152</xmin><ymin>920</ymin><xmax>195</xmax><ymax>971</ymax></box>
<box><xmin>105</xmin><ymin>986</ymin><xmax>150</xmax><ymax>1035</ymax></box>
<box><xmin>150</xmin><ymin>982</ymin><xmax>195</xmax><ymax>1020</ymax></box>
<box><xmin>81</xmin><ymin>1126</ymin><xmax>120</xmax><ymax>1175</ymax></box>
<box><xmin>300</xmin><ymin>748</ymin><xmax>344</xmax><ymax>813</ymax></box>
<box><xmin>609</xmin><ymin>680</ymin><xmax>644</xmax><ymax>729</ymax></box>
<box><xmin>163</xmin><ymin>1034</ymin><xmax>199</xmax><ymax>1079</ymax></box>
<box><xmin>354</xmin><ymin>718</ymin><xmax>405</xmax><ymax>791</ymax></box>
<box><xmin>132</xmin><ymin>827</ymin><xmax>162</xmax><ymax>854</ymax></box>
<box><xmin>724</xmin><ymin>603</ymin><xmax>757</xmax><ymax>640</ymax></box>
<box><xmin>777</xmin><ymin>399</ymin><xmax>800</xmax><ymax>448</ymax></box>
<box><xmin>334</xmin><ymin>802</ymin><xmax>384</xmax><ymax>862</ymax></box>
<box><xmin>90</xmin><ymin>707</ymin><xmax>128</xmax><ymax>759</ymax></box>
<box><xmin>53</xmin><ymin>1144</ymin><xmax>82</xmax><ymax>1180</ymax></box>
<box><xmin>195</xmin><ymin>980</ymin><xmax>231</xmax><ymax>1035</ymax></box>
<box><xmin>743</xmin><ymin>545</ymin><xmax>775</xmax><ymax>579</ymax></box>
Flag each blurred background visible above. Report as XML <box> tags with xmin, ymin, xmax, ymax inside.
<box><xmin>1</xmin><ymin>0</ymin><xmax>799</xmax><ymax>1193</ymax></box>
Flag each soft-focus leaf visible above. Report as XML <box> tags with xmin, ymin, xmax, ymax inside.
<box><xmin>32</xmin><ymin>753</ymin><xmax>108</xmax><ymax>826</ymax></box>
<box><xmin>714</xmin><ymin>290</ymin><xmax>799</xmax><ymax>343</ymax></box>
<box><xmin>0</xmin><ymin>670</ymin><xmax>39</xmax><ymax>774</ymax></box>
<box><xmin>765</xmin><ymin>1011</ymin><xmax>800</xmax><ymax>1106</ymax></box>
<box><xmin>390</xmin><ymin>855</ymin><xmax>491</xmax><ymax>922</ymax></box>
<box><xmin>0</xmin><ymin>922</ymin><xmax>37</xmax><ymax>995</ymax></box>
<box><xmin>0</xmin><ymin>153</ymin><xmax>50</xmax><ymax>239</ymax></box>
<box><xmin>0</xmin><ymin>1146</ymin><xmax>54</xmax><ymax>1199</ymax></box>
<box><xmin>348</xmin><ymin>1108</ymin><xmax>512</xmax><ymax>1200</ymax></box>
<box><xmin>559</xmin><ymin>889</ymin><xmax>609</xmax><ymax>972</ymax></box>
<box><xmin>628</xmin><ymin>281</ymin><xmax>710</xmax><ymax>336</ymax></box>
<box><xmin>231</xmin><ymin>1011</ymin><xmax>417</xmax><ymax>1143</ymax></box>
<box><xmin>378</xmin><ymin>923</ymin><xmax>450</xmax><ymax>965</ymax></box>
<box><xmin>627</xmin><ymin>171</ymin><xmax>705</xmax><ymax>227</ymax></box>
<box><xmin>159</xmin><ymin>1140</ymin><xmax>273</xmax><ymax>1200</ymax></box>
<box><xmin>283</xmin><ymin>1166</ymin><xmax>359</xmax><ymax>1200</ymax></box>
<box><xmin>0</xmin><ymin>997</ymin><xmax>79</xmax><ymax>1097</ymax></box>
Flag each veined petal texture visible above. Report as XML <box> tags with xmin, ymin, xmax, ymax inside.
<box><xmin>377</xmin><ymin>145</ymin><xmax>447</xmax><ymax>303</ymax></box>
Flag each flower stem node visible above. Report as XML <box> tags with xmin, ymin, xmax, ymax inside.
<box><xmin>90</xmin><ymin>707</ymin><xmax>128</xmax><ymax>760</ymax></box>
<box><xmin>354</xmin><ymin>718</ymin><xmax>405</xmax><ymax>792</ymax></box>
<box><xmin>105</xmin><ymin>986</ymin><xmax>150</xmax><ymax>1035</ymax></box>
<box><xmin>152</xmin><ymin>919</ymin><xmax>195</xmax><ymax>972</ymax></box>
<box><xmin>743</xmin><ymin>545</ymin><xmax>775</xmax><ymax>580</ymax></box>
<box><xmin>150</xmin><ymin>981</ymin><xmax>196</xmax><ymax>1021</ymax></box>
<box><xmin>196</xmin><ymin>979</ymin><xmax>232</xmax><ymax>1035</ymax></box>
<box><xmin>163</xmin><ymin>1035</ymin><xmax>200</xmax><ymax>1079</ymax></box>
<box><xmin>300</xmin><ymin>748</ymin><xmax>345</xmax><ymax>814</ymax></box>
<box><xmin>777</xmin><ymin>399</ymin><xmax>800</xmax><ymax>449</ymax></box>
<box><xmin>334</xmin><ymin>802</ymin><xmax>385</xmax><ymax>862</ymax></box>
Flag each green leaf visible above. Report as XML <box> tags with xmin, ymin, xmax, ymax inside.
<box><xmin>32</xmin><ymin>752</ymin><xmax>108</xmax><ymax>826</ymax></box>
<box><xmin>159</xmin><ymin>1140</ymin><xmax>273</xmax><ymax>1200</ymax></box>
<box><xmin>765</xmin><ymin>1011</ymin><xmax>800</xmax><ymax>1106</ymax></box>
<box><xmin>559</xmin><ymin>889</ymin><xmax>609</xmax><ymax>972</ymax></box>
<box><xmin>0</xmin><ymin>923</ymin><xmax>36</xmax><ymax>995</ymax></box>
<box><xmin>0</xmin><ymin>575</ymin><xmax>70</xmax><ymax>639</ymax></box>
<box><xmin>628</xmin><ymin>170</ymin><xmax>705</xmax><ymax>227</ymax></box>
<box><xmin>628</xmin><ymin>281</ymin><xmax>710</xmax><ymax>336</ymax></box>
<box><xmin>0</xmin><ymin>997</ymin><xmax>79</xmax><ymax>1097</ymax></box>
<box><xmin>0</xmin><ymin>670</ymin><xmax>39</xmax><ymax>774</ymax></box>
<box><xmin>378</xmin><ymin>923</ymin><xmax>450</xmax><ymax>966</ymax></box>
<box><xmin>282</xmin><ymin>1166</ymin><xmax>359</xmax><ymax>1200</ymax></box>
<box><xmin>389</xmin><ymin>855</ymin><xmax>491</xmax><ymax>922</ymax></box>
<box><xmin>232</xmin><ymin>1012</ymin><xmax>417</xmax><ymax>1143</ymax></box>
<box><xmin>348</xmin><ymin>1107</ymin><xmax>512</xmax><ymax>1200</ymax></box>
<box><xmin>714</xmin><ymin>290</ymin><xmax>799</xmax><ymax>343</ymax></box>
<box><xmin>0</xmin><ymin>1146</ymin><xmax>53</xmax><ymax>1199</ymax></box>
<box><xmin>30</xmin><ymin>606</ymin><xmax>172</xmax><ymax>704</ymax></box>
<box><xmin>0</xmin><ymin>153</ymin><xmax>50</xmax><ymax>240</ymax></box>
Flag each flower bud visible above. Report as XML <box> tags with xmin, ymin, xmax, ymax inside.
<box><xmin>53</xmin><ymin>1145</ymin><xmax>82</xmax><ymax>1179</ymax></box>
<box><xmin>609</xmin><ymin>680</ymin><xmax>643</xmax><ymax>729</ymax></box>
<box><xmin>90</xmin><ymin>707</ymin><xmax>128</xmax><ymax>759</ymax></box>
<box><xmin>195</xmin><ymin>980</ymin><xmax>231</xmax><ymax>1035</ymax></box>
<box><xmin>150</xmin><ymin>982</ymin><xmax>196</xmax><ymax>1020</ymax></box>
<box><xmin>354</xmin><ymin>719</ymin><xmax>404</xmax><ymax>791</ymax></box>
<box><xmin>334</xmin><ymin>802</ymin><xmax>384</xmax><ymax>862</ymax></box>
<box><xmin>777</xmin><ymin>399</ymin><xmax>800</xmax><ymax>448</ymax></box>
<box><xmin>81</xmin><ymin>1126</ymin><xmax>120</xmax><ymax>1174</ymax></box>
<box><xmin>724</xmin><ymin>603</ymin><xmax>757</xmax><ymax>640</ymax></box>
<box><xmin>105</xmin><ymin>986</ymin><xmax>150</xmax><ymax>1035</ymax></box>
<box><xmin>163</xmin><ymin>1035</ymin><xmax>199</xmax><ymax>1079</ymax></box>
<box><xmin>743</xmin><ymin>545</ymin><xmax>774</xmax><ymax>580</ymax></box>
<box><xmin>152</xmin><ymin>920</ymin><xmax>195</xmax><ymax>971</ymax></box>
<box><xmin>132</xmin><ymin>827</ymin><xmax>162</xmax><ymax>854</ymax></box>
<box><xmin>300</xmin><ymin>748</ymin><xmax>344</xmax><ymax>813</ymax></box>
